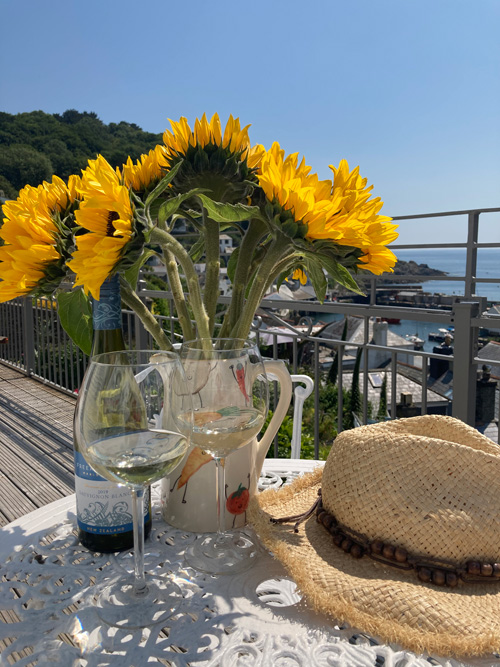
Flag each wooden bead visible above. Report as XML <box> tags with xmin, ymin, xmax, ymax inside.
<box><xmin>467</xmin><ymin>561</ymin><xmax>481</xmax><ymax>576</ymax></box>
<box><xmin>371</xmin><ymin>540</ymin><xmax>384</xmax><ymax>556</ymax></box>
<box><xmin>350</xmin><ymin>544</ymin><xmax>364</xmax><ymax>559</ymax></box>
<box><xmin>341</xmin><ymin>537</ymin><xmax>353</xmax><ymax>553</ymax></box>
<box><xmin>394</xmin><ymin>547</ymin><xmax>408</xmax><ymax>563</ymax></box>
<box><xmin>417</xmin><ymin>567</ymin><xmax>432</xmax><ymax>583</ymax></box>
<box><xmin>316</xmin><ymin>510</ymin><xmax>327</xmax><ymax>524</ymax></box>
<box><xmin>432</xmin><ymin>570</ymin><xmax>446</xmax><ymax>586</ymax></box>
<box><xmin>321</xmin><ymin>513</ymin><xmax>336</xmax><ymax>530</ymax></box>
<box><xmin>492</xmin><ymin>564</ymin><xmax>500</xmax><ymax>578</ymax></box>
<box><xmin>328</xmin><ymin>521</ymin><xmax>338</xmax><ymax>535</ymax></box>
<box><xmin>481</xmin><ymin>563</ymin><xmax>493</xmax><ymax>577</ymax></box>
<box><xmin>446</xmin><ymin>572</ymin><xmax>458</xmax><ymax>588</ymax></box>
<box><xmin>333</xmin><ymin>533</ymin><xmax>344</xmax><ymax>547</ymax></box>
<box><xmin>382</xmin><ymin>544</ymin><xmax>395</xmax><ymax>560</ymax></box>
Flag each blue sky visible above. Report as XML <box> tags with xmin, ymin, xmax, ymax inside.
<box><xmin>1</xmin><ymin>0</ymin><xmax>499</xmax><ymax>244</ymax></box>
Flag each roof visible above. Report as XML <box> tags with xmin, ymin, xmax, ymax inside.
<box><xmin>317</xmin><ymin>316</ymin><xmax>413</xmax><ymax>351</ymax></box>
<box><xmin>477</xmin><ymin>341</ymin><xmax>500</xmax><ymax>379</ymax></box>
<box><xmin>340</xmin><ymin>368</ymin><xmax>449</xmax><ymax>414</ymax></box>
<box><xmin>397</xmin><ymin>361</ymin><xmax>454</xmax><ymax>399</ymax></box>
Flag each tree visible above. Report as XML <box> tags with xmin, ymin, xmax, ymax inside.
<box><xmin>377</xmin><ymin>372</ymin><xmax>388</xmax><ymax>420</ymax></box>
<box><xmin>0</xmin><ymin>110</ymin><xmax>163</xmax><ymax>197</ymax></box>
<box><xmin>349</xmin><ymin>347</ymin><xmax>363</xmax><ymax>423</ymax></box>
<box><xmin>0</xmin><ymin>174</ymin><xmax>18</xmax><ymax>200</ymax></box>
<box><xmin>0</xmin><ymin>144</ymin><xmax>53</xmax><ymax>191</ymax></box>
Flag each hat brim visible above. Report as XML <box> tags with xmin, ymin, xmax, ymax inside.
<box><xmin>248</xmin><ymin>467</ymin><xmax>500</xmax><ymax>659</ymax></box>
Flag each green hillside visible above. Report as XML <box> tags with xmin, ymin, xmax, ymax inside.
<box><xmin>0</xmin><ymin>109</ymin><xmax>162</xmax><ymax>199</ymax></box>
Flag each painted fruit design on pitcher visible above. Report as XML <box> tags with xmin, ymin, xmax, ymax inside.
<box><xmin>226</xmin><ymin>477</ymin><xmax>250</xmax><ymax>527</ymax></box>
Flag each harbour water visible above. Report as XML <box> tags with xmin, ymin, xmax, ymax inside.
<box><xmin>315</xmin><ymin>248</ymin><xmax>500</xmax><ymax>353</ymax></box>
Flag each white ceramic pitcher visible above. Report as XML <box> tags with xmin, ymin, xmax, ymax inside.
<box><xmin>161</xmin><ymin>358</ymin><xmax>292</xmax><ymax>532</ymax></box>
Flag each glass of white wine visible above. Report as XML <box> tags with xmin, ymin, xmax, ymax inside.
<box><xmin>180</xmin><ymin>338</ymin><xmax>268</xmax><ymax>574</ymax></box>
<box><xmin>74</xmin><ymin>350</ymin><xmax>193</xmax><ymax>628</ymax></box>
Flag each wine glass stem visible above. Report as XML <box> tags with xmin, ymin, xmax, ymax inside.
<box><xmin>214</xmin><ymin>457</ymin><xmax>227</xmax><ymax>541</ymax></box>
<box><xmin>132</xmin><ymin>487</ymin><xmax>148</xmax><ymax>596</ymax></box>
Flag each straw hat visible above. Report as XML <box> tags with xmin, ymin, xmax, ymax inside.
<box><xmin>248</xmin><ymin>415</ymin><xmax>500</xmax><ymax>658</ymax></box>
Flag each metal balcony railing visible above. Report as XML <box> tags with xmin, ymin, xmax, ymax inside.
<box><xmin>1</xmin><ymin>208</ymin><xmax>499</xmax><ymax>455</ymax></box>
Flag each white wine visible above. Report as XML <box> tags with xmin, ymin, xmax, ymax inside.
<box><xmin>73</xmin><ymin>275</ymin><xmax>152</xmax><ymax>552</ymax></box>
<box><xmin>87</xmin><ymin>430</ymin><xmax>188</xmax><ymax>486</ymax></box>
<box><xmin>190</xmin><ymin>407</ymin><xmax>264</xmax><ymax>457</ymax></box>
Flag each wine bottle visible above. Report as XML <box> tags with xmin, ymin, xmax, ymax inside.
<box><xmin>74</xmin><ymin>274</ymin><xmax>152</xmax><ymax>552</ymax></box>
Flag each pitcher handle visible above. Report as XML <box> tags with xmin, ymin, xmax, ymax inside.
<box><xmin>258</xmin><ymin>359</ymin><xmax>293</xmax><ymax>453</ymax></box>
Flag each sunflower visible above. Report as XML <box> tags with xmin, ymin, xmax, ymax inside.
<box><xmin>67</xmin><ymin>155</ymin><xmax>134</xmax><ymax>300</ymax></box>
<box><xmin>162</xmin><ymin>113</ymin><xmax>264</xmax><ymax>203</ymax></box>
<box><xmin>0</xmin><ymin>176</ymin><xmax>78</xmax><ymax>302</ymax></box>
<box><xmin>256</xmin><ymin>145</ymin><xmax>397</xmax><ymax>275</ymax></box>
<box><xmin>122</xmin><ymin>145</ymin><xmax>168</xmax><ymax>193</ymax></box>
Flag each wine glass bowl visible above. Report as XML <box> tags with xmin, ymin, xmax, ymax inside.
<box><xmin>74</xmin><ymin>350</ymin><xmax>193</xmax><ymax>628</ymax></box>
<box><xmin>180</xmin><ymin>338</ymin><xmax>269</xmax><ymax>574</ymax></box>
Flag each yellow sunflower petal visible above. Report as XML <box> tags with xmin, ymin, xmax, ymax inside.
<box><xmin>68</xmin><ymin>155</ymin><xmax>134</xmax><ymax>299</ymax></box>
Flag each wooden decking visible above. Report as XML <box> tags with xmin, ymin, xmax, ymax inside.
<box><xmin>0</xmin><ymin>362</ymin><xmax>76</xmax><ymax>527</ymax></box>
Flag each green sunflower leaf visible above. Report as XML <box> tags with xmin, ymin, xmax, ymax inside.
<box><xmin>304</xmin><ymin>261</ymin><xmax>327</xmax><ymax>303</ymax></box>
<box><xmin>275</xmin><ymin>270</ymin><xmax>290</xmax><ymax>292</ymax></box>
<box><xmin>196</xmin><ymin>194</ymin><xmax>260</xmax><ymax>224</ymax></box>
<box><xmin>56</xmin><ymin>289</ymin><xmax>92</xmax><ymax>356</ymax></box>
<box><xmin>319</xmin><ymin>256</ymin><xmax>365</xmax><ymax>295</ymax></box>
<box><xmin>144</xmin><ymin>160</ymin><xmax>183</xmax><ymax>208</ymax></box>
<box><xmin>189</xmin><ymin>236</ymin><xmax>206</xmax><ymax>263</ymax></box>
<box><xmin>122</xmin><ymin>248</ymin><xmax>158</xmax><ymax>291</ymax></box>
<box><xmin>157</xmin><ymin>188</ymin><xmax>205</xmax><ymax>228</ymax></box>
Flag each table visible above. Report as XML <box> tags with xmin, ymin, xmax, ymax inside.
<box><xmin>0</xmin><ymin>461</ymin><xmax>496</xmax><ymax>667</ymax></box>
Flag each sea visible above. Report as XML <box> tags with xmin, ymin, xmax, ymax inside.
<box><xmin>316</xmin><ymin>247</ymin><xmax>500</xmax><ymax>353</ymax></box>
<box><xmin>395</xmin><ymin>247</ymin><xmax>500</xmax><ymax>303</ymax></box>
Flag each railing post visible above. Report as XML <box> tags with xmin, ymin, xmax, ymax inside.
<box><xmin>464</xmin><ymin>211</ymin><xmax>479</xmax><ymax>298</ymax></box>
<box><xmin>451</xmin><ymin>298</ymin><xmax>484</xmax><ymax>425</ymax></box>
<box><xmin>22</xmin><ymin>298</ymin><xmax>35</xmax><ymax>376</ymax></box>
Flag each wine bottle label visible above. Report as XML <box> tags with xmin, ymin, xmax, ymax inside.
<box><xmin>92</xmin><ymin>274</ymin><xmax>121</xmax><ymax>330</ymax></box>
<box><xmin>74</xmin><ymin>452</ymin><xmax>150</xmax><ymax>534</ymax></box>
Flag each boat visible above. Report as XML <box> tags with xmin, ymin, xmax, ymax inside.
<box><xmin>382</xmin><ymin>317</ymin><xmax>401</xmax><ymax>325</ymax></box>
<box><xmin>428</xmin><ymin>328</ymin><xmax>454</xmax><ymax>343</ymax></box>
<box><xmin>405</xmin><ymin>334</ymin><xmax>424</xmax><ymax>350</ymax></box>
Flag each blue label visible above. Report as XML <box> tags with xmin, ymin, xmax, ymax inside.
<box><xmin>74</xmin><ymin>451</ymin><xmax>150</xmax><ymax>534</ymax></box>
<box><xmin>92</xmin><ymin>274</ymin><xmax>122</xmax><ymax>330</ymax></box>
<box><xmin>74</xmin><ymin>450</ymin><xmax>104</xmax><ymax>482</ymax></box>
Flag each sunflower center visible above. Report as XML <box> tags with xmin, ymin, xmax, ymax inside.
<box><xmin>106</xmin><ymin>211</ymin><xmax>119</xmax><ymax>236</ymax></box>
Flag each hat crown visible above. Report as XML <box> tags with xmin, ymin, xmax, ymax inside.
<box><xmin>323</xmin><ymin>415</ymin><xmax>500</xmax><ymax>564</ymax></box>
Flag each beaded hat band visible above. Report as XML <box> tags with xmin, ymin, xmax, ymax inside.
<box><xmin>271</xmin><ymin>489</ymin><xmax>500</xmax><ymax>588</ymax></box>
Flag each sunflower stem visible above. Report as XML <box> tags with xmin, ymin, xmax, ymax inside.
<box><xmin>161</xmin><ymin>245</ymin><xmax>195</xmax><ymax>343</ymax></box>
<box><xmin>231</xmin><ymin>236</ymin><xmax>289</xmax><ymax>341</ymax></box>
<box><xmin>202</xmin><ymin>208</ymin><xmax>220</xmax><ymax>337</ymax></box>
<box><xmin>219</xmin><ymin>218</ymin><xmax>267</xmax><ymax>339</ymax></box>
<box><xmin>119</xmin><ymin>277</ymin><xmax>173</xmax><ymax>351</ymax></box>
<box><xmin>150</xmin><ymin>227</ymin><xmax>211</xmax><ymax>343</ymax></box>
<box><xmin>228</xmin><ymin>255</ymin><xmax>296</xmax><ymax>340</ymax></box>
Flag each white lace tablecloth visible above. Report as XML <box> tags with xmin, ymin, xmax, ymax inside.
<box><xmin>0</xmin><ymin>460</ymin><xmax>497</xmax><ymax>667</ymax></box>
